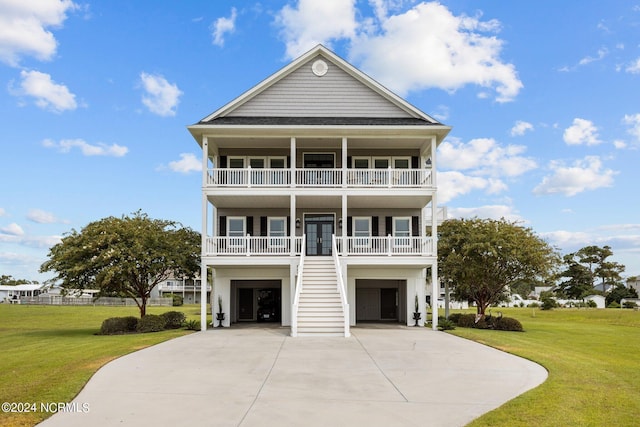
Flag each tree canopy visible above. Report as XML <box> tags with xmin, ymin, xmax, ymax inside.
<box><xmin>557</xmin><ymin>245</ymin><xmax>625</xmax><ymax>297</ymax></box>
<box><xmin>0</xmin><ymin>275</ymin><xmax>38</xmax><ymax>286</ymax></box>
<box><xmin>438</xmin><ymin>218</ymin><xmax>560</xmax><ymax>316</ymax></box>
<box><xmin>40</xmin><ymin>211</ymin><xmax>200</xmax><ymax>317</ymax></box>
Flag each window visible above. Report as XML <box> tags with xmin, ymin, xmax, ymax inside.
<box><xmin>393</xmin><ymin>217</ymin><xmax>411</xmax><ymax>246</ymax></box>
<box><xmin>373</xmin><ymin>157</ymin><xmax>389</xmax><ymax>169</ymax></box>
<box><xmin>393</xmin><ymin>157</ymin><xmax>410</xmax><ymax>169</ymax></box>
<box><xmin>353</xmin><ymin>217</ymin><xmax>371</xmax><ymax>247</ymax></box>
<box><xmin>228</xmin><ymin>217</ymin><xmax>246</xmax><ymax>247</ymax></box>
<box><xmin>269</xmin><ymin>157</ymin><xmax>286</xmax><ymax>168</ymax></box>
<box><xmin>353</xmin><ymin>157</ymin><xmax>370</xmax><ymax>168</ymax></box>
<box><xmin>249</xmin><ymin>158</ymin><xmax>265</xmax><ymax>168</ymax></box>
<box><xmin>269</xmin><ymin>157</ymin><xmax>286</xmax><ymax>185</ymax></box>
<box><xmin>229</xmin><ymin>157</ymin><xmax>244</xmax><ymax>168</ymax></box>
<box><xmin>268</xmin><ymin>217</ymin><xmax>286</xmax><ymax>247</ymax></box>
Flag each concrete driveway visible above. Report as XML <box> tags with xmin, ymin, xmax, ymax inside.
<box><xmin>39</xmin><ymin>325</ymin><xmax>546</xmax><ymax>427</ymax></box>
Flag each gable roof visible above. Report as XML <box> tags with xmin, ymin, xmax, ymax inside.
<box><xmin>198</xmin><ymin>45</ymin><xmax>442</xmax><ymax>125</ymax></box>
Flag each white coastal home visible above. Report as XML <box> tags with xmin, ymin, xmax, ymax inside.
<box><xmin>188</xmin><ymin>45</ymin><xmax>451</xmax><ymax>336</ymax></box>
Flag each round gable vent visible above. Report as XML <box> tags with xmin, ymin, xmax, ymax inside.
<box><xmin>311</xmin><ymin>59</ymin><xmax>328</xmax><ymax>76</ymax></box>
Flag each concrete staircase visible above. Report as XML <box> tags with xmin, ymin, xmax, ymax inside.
<box><xmin>295</xmin><ymin>257</ymin><xmax>346</xmax><ymax>336</ymax></box>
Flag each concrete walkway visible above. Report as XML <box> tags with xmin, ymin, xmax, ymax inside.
<box><xmin>40</xmin><ymin>326</ymin><xmax>547</xmax><ymax>427</ymax></box>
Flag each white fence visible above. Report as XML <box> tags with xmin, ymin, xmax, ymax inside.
<box><xmin>18</xmin><ymin>296</ymin><xmax>173</xmax><ymax>306</ymax></box>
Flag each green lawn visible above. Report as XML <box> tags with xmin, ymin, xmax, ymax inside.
<box><xmin>0</xmin><ymin>304</ymin><xmax>205</xmax><ymax>427</ymax></box>
<box><xmin>447</xmin><ymin>308</ymin><xmax>640</xmax><ymax>427</ymax></box>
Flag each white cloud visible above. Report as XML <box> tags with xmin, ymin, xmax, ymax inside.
<box><xmin>623</xmin><ymin>113</ymin><xmax>640</xmax><ymax>145</ymax></box>
<box><xmin>533</xmin><ymin>156</ymin><xmax>617</xmax><ymax>196</ymax></box>
<box><xmin>449</xmin><ymin>205</ymin><xmax>524</xmax><ymax>222</ymax></box>
<box><xmin>626</xmin><ymin>58</ymin><xmax>640</xmax><ymax>74</ymax></box>
<box><xmin>211</xmin><ymin>7</ymin><xmax>237</xmax><ymax>47</ymax></box>
<box><xmin>276</xmin><ymin>0</ymin><xmax>357</xmax><ymax>58</ymax></box>
<box><xmin>139</xmin><ymin>72</ymin><xmax>182</xmax><ymax>117</ymax></box>
<box><xmin>348</xmin><ymin>2</ymin><xmax>522</xmax><ymax>101</ymax></box>
<box><xmin>168</xmin><ymin>153</ymin><xmax>201</xmax><ymax>174</ymax></box>
<box><xmin>14</xmin><ymin>70</ymin><xmax>77</xmax><ymax>112</ymax></box>
<box><xmin>438</xmin><ymin>171</ymin><xmax>504</xmax><ymax>204</ymax></box>
<box><xmin>563</xmin><ymin>118</ymin><xmax>601</xmax><ymax>146</ymax></box>
<box><xmin>578</xmin><ymin>47</ymin><xmax>608</xmax><ymax>66</ymax></box>
<box><xmin>43</xmin><ymin>138</ymin><xmax>128</xmax><ymax>157</ymax></box>
<box><xmin>510</xmin><ymin>120</ymin><xmax>533</xmax><ymax>136</ymax></box>
<box><xmin>613</xmin><ymin>140</ymin><xmax>627</xmax><ymax>149</ymax></box>
<box><xmin>27</xmin><ymin>209</ymin><xmax>67</xmax><ymax>224</ymax></box>
<box><xmin>0</xmin><ymin>0</ymin><xmax>76</xmax><ymax>66</ymax></box>
<box><xmin>1</xmin><ymin>223</ymin><xmax>24</xmax><ymax>236</ymax></box>
<box><xmin>430</xmin><ymin>105</ymin><xmax>450</xmax><ymax>122</ymax></box>
<box><xmin>0</xmin><ymin>208</ymin><xmax>6</xmax><ymax>217</ymax></box>
<box><xmin>438</xmin><ymin>137</ymin><xmax>537</xmax><ymax>178</ymax></box>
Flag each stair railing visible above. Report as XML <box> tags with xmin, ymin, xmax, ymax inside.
<box><xmin>291</xmin><ymin>234</ymin><xmax>306</xmax><ymax>337</ymax></box>
<box><xmin>332</xmin><ymin>234</ymin><xmax>350</xmax><ymax>337</ymax></box>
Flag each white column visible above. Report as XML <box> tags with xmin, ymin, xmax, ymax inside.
<box><xmin>290</xmin><ymin>194</ymin><xmax>296</xmax><ymax>256</ymax></box>
<box><xmin>290</xmin><ymin>137</ymin><xmax>296</xmax><ymax>188</ymax></box>
<box><xmin>430</xmin><ymin>136</ymin><xmax>437</xmax><ymax>187</ymax></box>
<box><xmin>342</xmin><ymin>137</ymin><xmax>347</xmax><ymax>188</ymax></box>
<box><xmin>202</xmin><ymin>137</ymin><xmax>209</xmax><ymax>187</ymax></box>
<box><xmin>200</xmin><ymin>136</ymin><xmax>209</xmax><ymax>331</ymax></box>
<box><xmin>431</xmin><ymin>263</ymin><xmax>438</xmax><ymax>330</ymax></box>
<box><xmin>200</xmin><ymin>263</ymin><xmax>208</xmax><ymax>331</ymax></box>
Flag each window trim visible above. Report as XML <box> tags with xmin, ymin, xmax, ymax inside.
<box><xmin>393</xmin><ymin>217</ymin><xmax>411</xmax><ymax>247</ymax></box>
<box><xmin>353</xmin><ymin>216</ymin><xmax>371</xmax><ymax>247</ymax></box>
<box><xmin>227</xmin><ymin>216</ymin><xmax>246</xmax><ymax>247</ymax></box>
<box><xmin>268</xmin><ymin>217</ymin><xmax>287</xmax><ymax>247</ymax></box>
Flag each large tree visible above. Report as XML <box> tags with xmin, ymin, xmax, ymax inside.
<box><xmin>438</xmin><ymin>218</ymin><xmax>560</xmax><ymax>317</ymax></box>
<box><xmin>40</xmin><ymin>211</ymin><xmax>200</xmax><ymax>317</ymax></box>
<box><xmin>559</xmin><ymin>245</ymin><xmax>625</xmax><ymax>294</ymax></box>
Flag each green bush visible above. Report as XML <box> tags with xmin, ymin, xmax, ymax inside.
<box><xmin>527</xmin><ymin>302</ymin><xmax>540</xmax><ymax>308</ymax></box>
<box><xmin>622</xmin><ymin>301</ymin><xmax>638</xmax><ymax>309</ymax></box>
<box><xmin>541</xmin><ymin>297</ymin><xmax>557</xmax><ymax>310</ymax></box>
<box><xmin>492</xmin><ymin>316</ymin><xmax>524</xmax><ymax>332</ymax></box>
<box><xmin>172</xmin><ymin>294</ymin><xmax>183</xmax><ymax>306</ymax></box>
<box><xmin>184</xmin><ymin>319</ymin><xmax>200</xmax><ymax>331</ymax></box>
<box><xmin>447</xmin><ymin>313</ymin><xmax>462</xmax><ymax>324</ymax></box>
<box><xmin>456</xmin><ymin>313</ymin><xmax>479</xmax><ymax>328</ymax></box>
<box><xmin>137</xmin><ymin>314</ymin><xmax>166</xmax><ymax>333</ymax></box>
<box><xmin>587</xmin><ymin>300</ymin><xmax>598</xmax><ymax>308</ymax></box>
<box><xmin>161</xmin><ymin>311</ymin><xmax>186</xmax><ymax>329</ymax></box>
<box><xmin>437</xmin><ymin>318</ymin><xmax>456</xmax><ymax>331</ymax></box>
<box><xmin>607</xmin><ymin>301</ymin><xmax>621</xmax><ymax>309</ymax></box>
<box><xmin>100</xmin><ymin>316</ymin><xmax>138</xmax><ymax>335</ymax></box>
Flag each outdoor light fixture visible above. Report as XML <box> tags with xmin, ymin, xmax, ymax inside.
<box><xmin>338</xmin><ymin>218</ymin><xmax>342</xmax><ymax>228</ymax></box>
<box><xmin>295</xmin><ymin>218</ymin><xmax>301</xmax><ymax>228</ymax></box>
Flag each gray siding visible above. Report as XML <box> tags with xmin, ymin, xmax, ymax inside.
<box><xmin>227</xmin><ymin>55</ymin><xmax>412</xmax><ymax>118</ymax></box>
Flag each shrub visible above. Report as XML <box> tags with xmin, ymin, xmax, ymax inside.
<box><xmin>454</xmin><ymin>313</ymin><xmax>490</xmax><ymax>329</ymax></box>
<box><xmin>493</xmin><ymin>316</ymin><xmax>524</xmax><ymax>332</ymax></box>
<box><xmin>137</xmin><ymin>314</ymin><xmax>166</xmax><ymax>333</ymax></box>
<box><xmin>587</xmin><ymin>300</ymin><xmax>598</xmax><ymax>308</ymax></box>
<box><xmin>161</xmin><ymin>311</ymin><xmax>186</xmax><ymax>329</ymax></box>
<box><xmin>437</xmin><ymin>318</ymin><xmax>456</xmax><ymax>331</ymax></box>
<box><xmin>527</xmin><ymin>302</ymin><xmax>540</xmax><ymax>308</ymax></box>
<box><xmin>172</xmin><ymin>294</ymin><xmax>183</xmax><ymax>306</ymax></box>
<box><xmin>622</xmin><ymin>301</ymin><xmax>638</xmax><ymax>309</ymax></box>
<box><xmin>541</xmin><ymin>297</ymin><xmax>557</xmax><ymax>310</ymax></box>
<box><xmin>607</xmin><ymin>301</ymin><xmax>621</xmax><ymax>309</ymax></box>
<box><xmin>184</xmin><ymin>319</ymin><xmax>200</xmax><ymax>331</ymax></box>
<box><xmin>447</xmin><ymin>313</ymin><xmax>462</xmax><ymax>324</ymax></box>
<box><xmin>100</xmin><ymin>316</ymin><xmax>138</xmax><ymax>335</ymax></box>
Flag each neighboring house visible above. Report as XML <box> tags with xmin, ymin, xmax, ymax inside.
<box><xmin>0</xmin><ymin>284</ymin><xmax>47</xmax><ymax>303</ymax></box>
<box><xmin>187</xmin><ymin>45</ymin><xmax>450</xmax><ymax>335</ymax></box>
<box><xmin>156</xmin><ymin>274</ymin><xmax>210</xmax><ymax>304</ymax></box>
<box><xmin>585</xmin><ymin>294</ymin><xmax>605</xmax><ymax>308</ymax></box>
<box><xmin>626</xmin><ymin>277</ymin><xmax>640</xmax><ymax>295</ymax></box>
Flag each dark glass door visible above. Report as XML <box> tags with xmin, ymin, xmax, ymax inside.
<box><xmin>305</xmin><ymin>215</ymin><xmax>334</xmax><ymax>256</ymax></box>
<box><xmin>380</xmin><ymin>288</ymin><xmax>398</xmax><ymax>320</ymax></box>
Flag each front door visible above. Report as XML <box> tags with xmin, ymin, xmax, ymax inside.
<box><xmin>305</xmin><ymin>215</ymin><xmax>334</xmax><ymax>256</ymax></box>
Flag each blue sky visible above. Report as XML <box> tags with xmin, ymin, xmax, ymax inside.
<box><xmin>1</xmin><ymin>0</ymin><xmax>639</xmax><ymax>282</ymax></box>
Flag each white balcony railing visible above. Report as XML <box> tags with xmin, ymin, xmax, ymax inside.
<box><xmin>205</xmin><ymin>236</ymin><xmax>303</xmax><ymax>256</ymax></box>
<box><xmin>206</xmin><ymin>168</ymin><xmax>432</xmax><ymax>188</ymax></box>
<box><xmin>336</xmin><ymin>236</ymin><xmax>433</xmax><ymax>256</ymax></box>
<box><xmin>204</xmin><ymin>236</ymin><xmax>433</xmax><ymax>256</ymax></box>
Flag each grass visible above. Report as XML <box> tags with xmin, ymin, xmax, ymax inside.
<box><xmin>446</xmin><ymin>307</ymin><xmax>640</xmax><ymax>427</ymax></box>
<box><xmin>0</xmin><ymin>304</ymin><xmax>206</xmax><ymax>427</ymax></box>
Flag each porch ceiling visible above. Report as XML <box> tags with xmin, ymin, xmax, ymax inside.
<box><xmin>208</xmin><ymin>193</ymin><xmax>431</xmax><ymax>209</ymax></box>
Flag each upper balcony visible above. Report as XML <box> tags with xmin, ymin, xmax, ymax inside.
<box><xmin>206</xmin><ymin>167</ymin><xmax>432</xmax><ymax>189</ymax></box>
